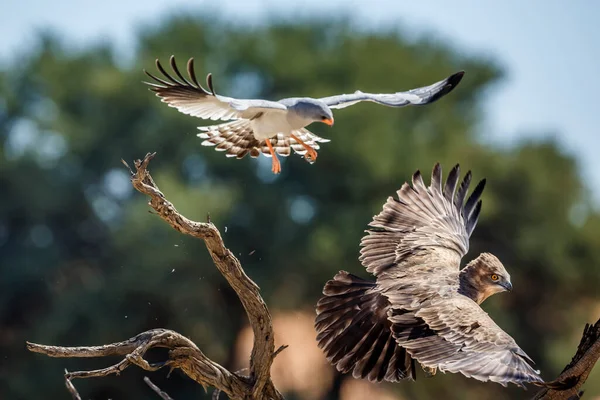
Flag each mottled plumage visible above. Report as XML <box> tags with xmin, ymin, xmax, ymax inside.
<box><xmin>144</xmin><ymin>56</ymin><xmax>464</xmax><ymax>173</ymax></box>
<box><xmin>316</xmin><ymin>164</ymin><xmax>543</xmax><ymax>387</ymax></box>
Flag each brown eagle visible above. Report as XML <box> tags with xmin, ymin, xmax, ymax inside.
<box><xmin>315</xmin><ymin>163</ymin><xmax>544</xmax><ymax>387</ymax></box>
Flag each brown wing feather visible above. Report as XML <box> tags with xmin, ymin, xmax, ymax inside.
<box><xmin>376</xmin><ymin>265</ymin><xmax>542</xmax><ymax>387</ymax></box>
<box><xmin>315</xmin><ymin>271</ymin><xmax>415</xmax><ymax>382</ymax></box>
<box><xmin>391</xmin><ymin>296</ymin><xmax>543</xmax><ymax>387</ymax></box>
<box><xmin>360</xmin><ymin>164</ymin><xmax>485</xmax><ymax>276</ymax></box>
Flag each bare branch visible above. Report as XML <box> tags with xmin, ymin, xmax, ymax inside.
<box><xmin>144</xmin><ymin>377</ymin><xmax>175</xmax><ymax>400</ymax></box>
<box><xmin>128</xmin><ymin>152</ymin><xmax>280</xmax><ymax>398</ymax></box>
<box><xmin>26</xmin><ymin>153</ymin><xmax>283</xmax><ymax>400</ymax></box>
<box><xmin>273</xmin><ymin>345</ymin><xmax>289</xmax><ymax>359</ymax></box>
<box><xmin>27</xmin><ymin>329</ymin><xmax>162</xmax><ymax>358</ymax></box>
<box><xmin>28</xmin><ymin>329</ymin><xmax>248</xmax><ymax>398</ymax></box>
<box><xmin>64</xmin><ymin>370</ymin><xmax>82</xmax><ymax>400</ymax></box>
<box><xmin>533</xmin><ymin>318</ymin><xmax>600</xmax><ymax>399</ymax></box>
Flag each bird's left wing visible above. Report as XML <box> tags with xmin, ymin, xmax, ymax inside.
<box><xmin>319</xmin><ymin>71</ymin><xmax>464</xmax><ymax>110</ymax></box>
<box><xmin>144</xmin><ymin>56</ymin><xmax>287</xmax><ymax>121</ymax></box>
<box><xmin>359</xmin><ymin>163</ymin><xmax>484</xmax><ymax>277</ymax></box>
<box><xmin>388</xmin><ymin>295</ymin><xmax>544</xmax><ymax>387</ymax></box>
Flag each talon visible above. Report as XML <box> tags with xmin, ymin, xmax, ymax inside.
<box><xmin>291</xmin><ymin>133</ymin><xmax>318</xmax><ymax>165</ymax></box>
<box><xmin>305</xmin><ymin>148</ymin><xmax>318</xmax><ymax>163</ymax></box>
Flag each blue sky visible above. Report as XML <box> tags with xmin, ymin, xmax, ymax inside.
<box><xmin>3</xmin><ymin>0</ymin><xmax>600</xmax><ymax>201</ymax></box>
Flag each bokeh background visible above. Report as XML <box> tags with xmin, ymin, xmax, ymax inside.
<box><xmin>1</xmin><ymin>1</ymin><xmax>599</xmax><ymax>399</ymax></box>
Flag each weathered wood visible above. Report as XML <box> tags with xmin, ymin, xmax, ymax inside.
<box><xmin>532</xmin><ymin>318</ymin><xmax>600</xmax><ymax>400</ymax></box>
<box><xmin>26</xmin><ymin>153</ymin><xmax>283</xmax><ymax>400</ymax></box>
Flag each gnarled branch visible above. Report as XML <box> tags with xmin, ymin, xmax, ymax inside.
<box><xmin>27</xmin><ymin>153</ymin><xmax>283</xmax><ymax>400</ymax></box>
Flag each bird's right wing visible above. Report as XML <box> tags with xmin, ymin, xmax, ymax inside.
<box><xmin>388</xmin><ymin>295</ymin><xmax>543</xmax><ymax>387</ymax></box>
<box><xmin>318</xmin><ymin>71</ymin><xmax>464</xmax><ymax>110</ymax></box>
<box><xmin>359</xmin><ymin>163</ymin><xmax>485</xmax><ymax>277</ymax></box>
<box><xmin>144</xmin><ymin>56</ymin><xmax>287</xmax><ymax>121</ymax></box>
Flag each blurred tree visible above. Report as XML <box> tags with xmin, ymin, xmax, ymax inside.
<box><xmin>0</xmin><ymin>13</ymin><xmax>598</xmax><ymax>400</ymax></box>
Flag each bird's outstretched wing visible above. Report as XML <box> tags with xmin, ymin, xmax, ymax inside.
<box><xmin>319</xmin><ymin>71</ymin><xmax>464</xmax><ymax>110</ymax></box>
<box><xmin>359</xmin><ymin>163</ymin><xmax>484</xmax><ymax>276</ymax></box>
<box><xmin>389</xmin><ymin>296</ymin><xmax>543</xmax><ymax>387</ymax></box>
<box><xmin>144</xmin><ymin>56</ymin><xmax>287</xmax><ymax>121</ymax></box>
<box><xmin>315</xmin><ymin>271</ymin><xmax>415</xmax><ymax>383</ymax></box>
<box><xmin>360</xmin><ymin>164</ymin><xmax>542</xmax><ymax>387</ymax></box>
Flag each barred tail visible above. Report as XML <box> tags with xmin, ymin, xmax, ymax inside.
<box><xmin>315</xmin><ymin>271</ymin><xmax>415</xmax><ymax>382</ymax></box>
<box><xmin>197</xmin><ymin>120</ymin><xmax>262</xmax><ymax>159</ymax></box>
<box><xmin>198</xmin><ymin>121</ymin><xmax>330</xmax><ymax>159</ymax></box>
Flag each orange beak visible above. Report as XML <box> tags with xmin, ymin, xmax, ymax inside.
<box><xmin>321</xmin><ymin>117</ymin><xmax>334</xmax><ymax>126</ymax></box>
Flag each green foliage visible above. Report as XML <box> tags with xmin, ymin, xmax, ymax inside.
<box><xmin>1</xmin><ymin>13</ymin><xmax>598</xmax><ymax>399</ymax></box>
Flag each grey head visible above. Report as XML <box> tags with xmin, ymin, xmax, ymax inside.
<box><xmin>458</xmin><ymin>252</ymin><xmax>513</xmax><ymax>305</ymax></box>
<box><xmin>281</xmin><ymin>98</ymin><xmax>335</xmax><ymax>126</ymax></box>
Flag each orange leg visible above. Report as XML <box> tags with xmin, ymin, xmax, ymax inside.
<box><xmin>265</xmin><ymin>139</ymin><xmax>281</xmax><ymax>174</ymax></box>
<box><xmin>290</xmin><ymin>134</ymin><xmax>318</xmax><ymax>162</ymax></box>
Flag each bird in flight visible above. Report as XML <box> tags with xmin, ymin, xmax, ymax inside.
<box><xmin>144</xmin><ymin>56</ymin><xmax>464</xmax><ymax>174</ymax></box>
<box><xmin>315</xmin><ymin>164</ymin><xmax>544</xmax><ymax>387</ymax></box>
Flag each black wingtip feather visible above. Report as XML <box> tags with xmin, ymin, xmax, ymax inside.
<box><xmin>155</xmin><ymin>58</ymin><xmax>178</xmax><ymax>85</ymax></box>
<box><xmin>142</xmin><ymin>69</ymin><xmax>157</xmax><ymax>83</ymax></box>
<box><xmin>207</xmin><ymin>73</ymin><xmax>216</xmax><ymax>96</ymax></box>
<box><xmin>143</xmin><ymin>70</ymin><xmax>174</xmax><ymax>87</ymax></box>
<box><xmin>448</xmin><ymin>71</ymin><xmax>465</xmax><ymax>87</ymax></box>
<box><xmin>411</xmin><ymin>170</ymin><xmax>423</xmax><ymax>188</ymax></box>
<box><xmin>454</xmin><ymin>170</ymin><xmax>472</xmax><ymax>210</ymax></box>
<box><xmin>169</xmin><ymin>55</ymin><xmax>193</xmax><ymax>86</ymax></box>
<box><xmin>431</xmin><ymin>163</ymin><xmax>442</xmax><ymax>194</ymax></box>
<box><xmin>444</xmin><ymin>164</ymin><xmax>461</xmax><ymax>203</ymax></box>
<box><xmin>464</xmin><ymin>178</ymin><xmax>486</xmax><ymax>219</ymax></box>
<box><xmin>466</xmin><ymin>200</ymin><xmax>482</xmax><ymax>236</ymax></box>
<box><xmin>423</xmin><ymin>70</ymin><xmax>465</xmax><ymax>104</ymax></box>
<box><xmin>186</xmin><ymin>58</ymin><xmax>201</xmax><ymax>87</ymax></box>
<box><xmin>143</xmin><ymin>56</ymin><xmax>218</xmax><ymax>98</ymax></box>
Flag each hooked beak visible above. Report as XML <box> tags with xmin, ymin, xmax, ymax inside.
<box><xmin>321</xmin><ymin>117</ymin><xmax>334</xmax><ymax>126</ymax></box>
<box><xmin>501</xmin><ymin>281</ymin><xmax>513</xmax><ymax>292</ymax></box>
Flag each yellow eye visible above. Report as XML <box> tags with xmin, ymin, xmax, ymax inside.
<box><xmin>491</xmin><ymin>274</ymin><xmax>499</xmax><ymax>281</ymax></box>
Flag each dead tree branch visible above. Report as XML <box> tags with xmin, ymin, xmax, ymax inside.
<box><xmin>27</xmin><ymin>153</ymin><xmax>283</xmax><ymax>400</ymax></box>
<box><xmin>144</xmin><ymin>376</ymin><xmax>175</xmax><ymax>400</ymax></box>
<box><xmin>533</xmin><ymin>317</ymin><xmax>600</xmax><ymax>400</ymax></box>
<box><xmin>27</xmin><ymin>329</ymin><xmax>245</xmax><ymax>396</ymax></box>
<box><xmin>64</xmin><ymin>370</ymin><xmax>82</xmax><ymax>400</ymax></box>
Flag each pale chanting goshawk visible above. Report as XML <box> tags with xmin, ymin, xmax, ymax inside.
<box><xmin>315</xmin><ymin>164</ymin><xmax>544</xmax><ymax>388</ymax></box>
<box><xmin>144</xmin><ymin>56</ymin><xmax>464</xmax><ymax>174</ymax></box>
